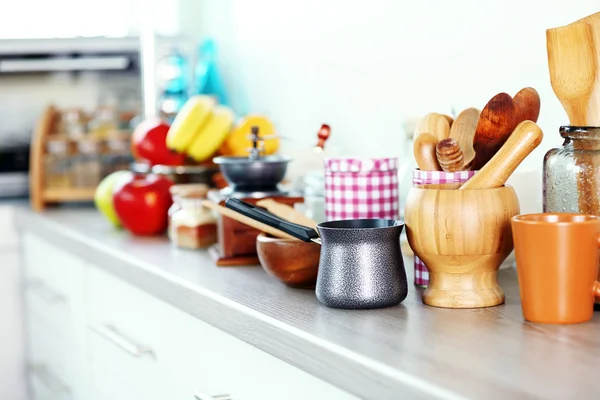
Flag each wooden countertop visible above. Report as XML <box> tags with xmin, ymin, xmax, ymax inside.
<box><xmin>15</xmin><ymin>207</ymin><xmax>600</xmax><ymax>400</ymax></box>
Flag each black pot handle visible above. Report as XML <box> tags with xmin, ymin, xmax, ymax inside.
<box><xmin>225</xmin><ymin>198</ymin><xmax>319</xmax><ymax>242</ymax></box>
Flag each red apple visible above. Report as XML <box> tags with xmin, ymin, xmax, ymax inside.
<box><xmin>112</xmin><ymin>172</ymin><xmax>173</xmax><ymax>236</ymax></box>
<box><xmin>131</xmin><ymin>119</ymin><xmax>186</xmax><ymax>166</ymax></box>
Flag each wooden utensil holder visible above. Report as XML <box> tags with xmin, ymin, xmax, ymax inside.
<box><xmin>208</xmin><ymin>196</ymin><xmax>304</xmax><ymax>266</ymax></box>
<box><xmin>30</xmin><ymin>105</ymin><xmax>134</xmax><ymax>211</ymax></box>
<box><xmin>405</xmin><ymin>185</ymin><xmax>520</xmax><ymax>308</ymax></box>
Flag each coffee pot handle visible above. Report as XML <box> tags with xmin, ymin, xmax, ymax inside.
<box><xmin>225</xmin><ymin>198</ymin><xmax>320</xmax><ymax>242</ymax></box>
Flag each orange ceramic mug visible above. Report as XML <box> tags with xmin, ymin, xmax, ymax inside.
<box><xmin>511</xmin><ymin>213</ymin><xmax>600</xmax><ymax>324</ymax></box>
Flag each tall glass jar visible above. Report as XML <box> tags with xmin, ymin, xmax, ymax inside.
<box><xmin>544</xmin><ymin>126</ymin><xmax>600</xmax><ymax>304</ymax></box>
<box><xmin>543</xmin><ymin>126</ymin><xmax>600</xmax><ymax>215</ymax></box>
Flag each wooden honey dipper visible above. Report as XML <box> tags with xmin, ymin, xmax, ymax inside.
<box><xmin>436</xmin><ymin>138</ymin><xmax>464</xmax><ymax>172</ymax></box>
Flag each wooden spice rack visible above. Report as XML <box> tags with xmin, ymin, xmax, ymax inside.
<box><xmin>30</xmin><ymin>105</ymin><xmax>135</xmax><ymax>211</ymax></box>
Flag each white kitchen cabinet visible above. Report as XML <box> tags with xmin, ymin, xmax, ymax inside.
<box><xmin>20</xmin><ymin>232</ymin><xmax>356</xmax><ymax>400</ymax></box>
<box><xmin>21</xmin><ymin>233</ymin><xmax>87</xmax><ymax>400</ymax></box>
<box><xmin>87</xmin><ymin>264</ymin><xmax>356</xmax><ymax>400</ymax></box>
<box><xmin>0</xmin><ymin>205</ymin><xmax>26</xmax><ymax>400</ymax></box>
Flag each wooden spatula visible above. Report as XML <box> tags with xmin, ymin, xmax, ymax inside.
<box><xmin>449</xmin><ymin>107</ymin><xmax>479</xmax><ymax>169</ymax></box>
<box><xmin>547</xmin><ymin>19</ymin><xmax>600</xmax><ymax>216</ymax></box>
<box><xmin>201</xmin><ymin>199</ymin><xmax>296</xmax><ymax>240</ymax></box>
<box><xmin>471</xmin><ymin>93</ymin><xmax>517</xmax><ymax>170</ymax></box>
<box><xmin>573</xmin><ymin>12</ymin><xmax>600</xmax><ymax>124</ymax></box>
<box><xmin>547</xmin><ymin>21</ymin><xmax>598</xmax><ymax>125</ymax></box>
<box><xmin>256</xmin><ymin>199</ymin><xmax>318</xmax><ymax>230</ymax></box>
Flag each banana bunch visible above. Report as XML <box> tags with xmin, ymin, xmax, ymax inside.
<box><xmin>166</xmin><ymin>95</ymin><xmax>281</xmax><ymax>162</ymax></box>
<box><xmin>166</xmin><ymin>95</ymin><xmax>234</xmax><ymax>162</ymax></box>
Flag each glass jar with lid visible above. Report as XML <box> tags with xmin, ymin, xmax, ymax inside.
<box><xmin>45</xmin><ymin>138</ymin><xmax>72</xmax><ymax>188</ymax></box>
<box><xmin>543</xmin><ymin>126</ymin><xmax>600</xmax><ymax>215</ymax></box>
<box><xmin>169</xmin><ymin>184</ymin><xmax>217</xmax><ymax>249</ymax></box>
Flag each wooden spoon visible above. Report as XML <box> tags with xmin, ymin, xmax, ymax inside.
<box><xmin>471</xmin><ymin>93</ymin><xmax>517</xmax><ymax>170</ymax></box>
<box><xmin>441</xmin><ymin>114</ymin><xmax>454</xmax><ymax>127</ymax></box>
<box><xmin>513</xmin><ymin>87</ymin><xmax>541</xmax><ymax>123</ymax></box>
<box><xmin>449</xmin><ymin>107</ymin><xmax>479</xmax><ymax>168</ymax></box>
<box><xmin>415</xmin><ymin>113</ymin><xmax>451</xmax><ymax>142</ymax></box>
<box><xmin>201</xmin><ymin>199</ymin><xmax>296</xmax><ymax>240</ymax></box>
<box><xmin>547</xmin><ymin>21</ymin><xmax>598</xmax><ymax>125</ymax></box>
<box><xmin>256</xmin><ymin>199</ymin><xmax>318</xmax><ymax>230</ymax></box>
<box><xmin>460</xmin><ymin>120</ymin><xmax>543</xmax><ymax>190</ymax></box>
<box><xmin>413</xmin><ymin>133</ymin><xmax>441</xmax><ymax>171</ymax></box>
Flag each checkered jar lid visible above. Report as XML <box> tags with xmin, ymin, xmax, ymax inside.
<box><xmin>324</xmin><ymin>157</ymin><xmax>399</xmax><ymax>173</ymax></box>
<box><xmin>412</xmin><ymin>169</ymin><xmax>477</xmax><ymax>185</ymax></box>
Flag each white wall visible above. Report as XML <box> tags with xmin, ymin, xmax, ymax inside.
<box><xmin>184</xmin><ymin>0</ymin><xmax>599</xmax><ymax>169</ymax></box>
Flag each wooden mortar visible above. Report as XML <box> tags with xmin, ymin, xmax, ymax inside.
<box><xmin>405</xmin><ymin>185</ymin><xmax>520</xmax><ymax>308</ymax></box>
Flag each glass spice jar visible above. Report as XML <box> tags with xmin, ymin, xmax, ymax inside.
<box><xmin>73</xmin><ymin>138</ymin><xmax>102</xmax><ymax>187</ymax></box>
<box><xmin>168</xmin><ymin>184</ymin><xmax>211</xmax><ymax>238</ymax></box>
<box><xmin>543</xmin><ymin>126</ymin><xmax>600</xmax><ymax>215</ymax></box>
<box><xmin>170</xmin><ymin>187</ymin><xmax>217</xmax><ymax>249</ymax></box>
<box><xmin>102</xmin><ymin>136</ymin><xmax>133</xmax><ymax>176</ymax></box>
<box><xmin>45</xmin><ymin>139</ymin><xmax>72</xmax><ymax>188</ymax></box>
<box><xmin>61</xmin><ymin>108</ymin><xmax>86</xmax><ymax>138</ymax></box>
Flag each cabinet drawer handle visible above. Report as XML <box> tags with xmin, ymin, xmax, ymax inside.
<box><xmin>194</xmin><ymin>393</ymin><xmax>232</xmax><ymax>400</ymax></box>
<box><xmin>28</xmin><ymin>363</ymin><xmax>71</xmax><ymax>395</ymax></box>
<box><xmin>26</xmin><ymin>279</ymin><xmax>65</xmax><ymax>304</ymax></box>
<box><xmin>91</xmin><ymin>324</ymin><xmax>155</xmax><ymax>359</ymax></box>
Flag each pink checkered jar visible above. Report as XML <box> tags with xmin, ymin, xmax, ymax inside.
<box><xmin>411</xmin><ymin>169</ymin><xmax>478</xmax><ymax>287</ymax></box>
<box><xmin>324</xmin><ymin>157</ymin><xmax>399</xmax><ymax>221</ymax></box>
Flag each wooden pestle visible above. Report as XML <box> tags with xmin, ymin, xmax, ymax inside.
<box><xmin>547</xmin><ymin>19</ymin><xmax>600</xmax><ymax>215</ymax></box>
<box><xmin>460</xmin><ymin>121</ymin><xmax>543</xmax><ymax>190</ymax></box>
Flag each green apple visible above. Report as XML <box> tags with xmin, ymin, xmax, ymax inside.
<box><xmin>94</xmin><ymin>171</ymin><xmax>130</xmax><ymax>228</ymax></box>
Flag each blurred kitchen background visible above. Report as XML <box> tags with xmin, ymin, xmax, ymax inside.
<box><xmin>1</xmin><ymin>0</ymin><xmax>600</xmax><ymax>398</ymax></box>
<box><xmin>1</xmin><ymin>0</ymin><xmax>599</xmax><ymax>200</ymax></box>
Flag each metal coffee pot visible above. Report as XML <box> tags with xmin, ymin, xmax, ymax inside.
<box><xmin>225</xmin><ymin>199</ymin><xmax>408</xmax><ymax>309</ymax></box>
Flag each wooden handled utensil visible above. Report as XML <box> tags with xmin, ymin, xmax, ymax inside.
<box><xmin>256</xmin><ymin>199</ymin><xmax>318</xmax><ymax>230</ymax></box>
<box><xmin>574</xmin><ymin>12</ymin><xmax>600</xmax><ymax>123</ymax></box>
<box><xmin>471</xmin><ymin>93</ymin><xmax>517</xmax><ymax>171</ymax></box>
<box><xmin>547</xmin><ymin>18</ymin><xmax>600</xmax><ymax>215</ymax></box>
<box><xmin>513</xmin><ymin>87</ymin><xmax>541</xmax><ymax>124</ymax></box>
<box><xmin>460</xmin><ymin>120</ymin><xmax>543</xmax><ymax>190</ymax></box>
<box><xmin>201</xmin><ymin>199</ymin><xmax>296</xmax><ymax>240</ymax></box>
<box><xmin>415</xmin><ymin>113</ymin><xmax>451</xmax><ymax>142</ymax></box>
<box><xmin>449</xmin><ymin>107</ymin><xmax>479</xmax><ymax>169</ymax></box>
<box><xmin>547</xmin><ymin>21</ymin><xmax>598</xmax><ymax>125</ymax></box>
<box><xmin>413</xmin><ymin>133</ymin><xmax>441</xmax><ymax>171</ymax></box>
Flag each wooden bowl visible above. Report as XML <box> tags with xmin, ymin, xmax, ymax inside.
<box><xmin>256</xmin><ymin>233</ymin><xmax>320</xmax><ymax>289</ymax></box>
<box><xmin>404</xmin><ymin>185</ymin><xmax>520</xmax><ymax>308</ymax></box>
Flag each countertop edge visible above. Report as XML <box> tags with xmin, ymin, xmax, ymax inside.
<box><xmin>15</xmin><ymin>209</ymin><xmax>467</xmax><ymax>400</ymax></box>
